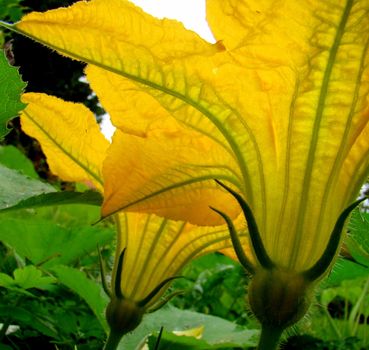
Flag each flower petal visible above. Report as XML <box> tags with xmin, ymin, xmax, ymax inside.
<box><xmin>273</xmin><ymin>1</ymin><xmax>369</xmax><ymax>269</ymax></box>
<box><xmin>205</xmin><ymin>0</ymin><xmax>369</xmax><ymax>270</ymax></box>
<box><xmin>102</xmin><ymin>127</ymin><xmax>240</xmax><ymax>225</ymax></box>
<box><xmin>20</xmin><ymin>93</ymin><xmax>109</xmax><ymax>190</ymax></box>
<box><xmin>13</xmin><ymin>1</ymin><xmax>258</xmax><ymax>221</ymax></box>
<box><xmin>14</xmin><ymin>0</ymin><xmax>221</xmax><ymax>64</ymax></box>
<box><xmin>85</xmin><ymin>64</ymin><xmax>174</xmax><ymax>137</ymax></box>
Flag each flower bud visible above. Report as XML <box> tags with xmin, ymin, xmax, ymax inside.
<box><xmin>106</xmin><ymin>298</ymin><xmax>145</xmax><ymax>335</ymax></box>
<box><xmin>248</xmin><ymin>268</ymin><xmax>312</xmax><ymax>329</ymax></box>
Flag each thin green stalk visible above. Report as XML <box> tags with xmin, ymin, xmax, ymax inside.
<box><xmin>322</xmin><ymin>305</ymin><xmax>341</xmax><ymax>338</ymax></box>
<box><xmin>349</xmin><ymin>275</ymin><xmax>369</xmax><ymax>336</ymax></box>
<box><xmin>104</xmin><ymin>331</ymin><xmax>123</xmax><ymax>350</ymax></box>
<box><xmin>257</xmin><ymin>325</ymin><xmax>283</xmax><ymax>350</ymax></box>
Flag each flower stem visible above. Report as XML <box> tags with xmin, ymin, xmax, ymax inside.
<box><xmin>104</xmin><ymin>331</ymin><xmax>123</xmax><ymax>350</ymax></box>
<box><xmin>257</xmin><ymin>325</ymin><xmax>283</xmax><ymax>350</ymax></box>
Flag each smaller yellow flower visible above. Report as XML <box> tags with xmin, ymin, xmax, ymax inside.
<box><xmin>19</xmin><ymin>93</ymin><xmax>236</xmax><ymax>348</ymax></box>
<box><xmin>105</xmin><ymin>212</ymin><xmax>232</xmax><ymax>346</ymax></box>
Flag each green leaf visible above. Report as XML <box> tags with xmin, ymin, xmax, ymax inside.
<box><xmin>0</xmin><ymin>0</ymin><xmax>25</xmax><ymax>22</ymax></box>
<box><xmin>0</xmin><ymin>217</ymin><xmax>113</xmax><ymax>267</ymax></box>
<box><xmin>0</xmin><ymin>273</ymin><xmax>34</xmax><ymax>296</ymax></box>
<box><xmin>0</xmin><ymin>265</ymin><xmax>56</xmax><ymax>291</ymax></box>
<box><xmin>320</xmin><ymin>276</ymin><xmax>369</xmax><ymax>310</ymax></box>
<box><xmin>347</xmin><ymin>210</ymin><xmax>369</xmax><ymax>264</ymax></box>
<box><xmin>13</xmin><ymin>265</ymin><xmax>56</xmax><ymax>289</ymax></box>
<box><xmin>0</xmin><ymin>190</ymin><xmax>103</xmax><ymax>213</ymax></box>
<box><xmin>324</xmin><ymin>258</ymin><xmax>368</xmax><ymax>287</ymax></box>
<box><xmin>0</xmin><ymin>145</ymin><xmax>38</xmax><ymax>178</ymax></box>
<box><xmin>0</xmin><ymin>273</ymin><xmax>15</xmax><ymax>287</ymax></box>
<box><xmin>0</xmin><ymin>49</ymin><xmax>26</xmax><ymax>139</ymax></box>
<box><xmin>172</xmin><ymin>253</ymin><xmax>247</xmax><ymax>321</ymax></box>
<box><xmin>50</xmin><ymin>265</ymin><xmax>109</xmax><ymax>333</ymax></box>
<box><xmin>322</xmin><ymin>210</ymin><xmax>369</xmax><ymax>287</ymax></box>
<box><xmin>0</xmin><ymin>164</ymin><xmax>55</xmax><ymax>210</ymax></box>
<box><xmin>119</xmin><ymin>305</ymin><xmax>258</xmax><ymax>349</ymax></box>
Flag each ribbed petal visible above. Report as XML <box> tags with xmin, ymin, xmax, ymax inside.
<box><xmin>207</xmin><ymin>0</ymin><xmax>369</xmax><ymax>270</ymax></box>
<box><xmin>83</xmin><ymin>65</ymin><xmax>238</xmax><ymax>225</ymax></box>
<box><xmin>113</xmin><ymin>212</ymin><xmax>235</xmax><ymax>305</ymax></box>
<box><xmin>14</xmin><ymin>0</ymin><xmax>222</xmax><ymax>64</ymax></box>
<box><xmin>20</xmin><ymin>93</ymin><xmax>109</xmax><ymax>190</ymax></box>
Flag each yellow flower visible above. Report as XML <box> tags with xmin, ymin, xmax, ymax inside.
<box><xmin>5</xmin><ymin>0</ymin><xmax>369</xmax><ymax>347</ymax></box>
<box><xmin>19</xmin><ymin>93</ymin><xmax>235</xmax><ymax>347</ymax></box>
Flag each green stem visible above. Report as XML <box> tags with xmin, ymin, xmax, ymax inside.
<box><xmin>104</xmin><ymin>331</ymin><xmax>123</xmax><ymax>350</ymax></box>
<box><xmin>349</xmin><ymin>275</ymin><xmax>369</xmax><ymax>336</ymax></box>
<box><xmin>257</xmin><ymin>325</ymin><xmax>283</xmax><ymax>350</ymax></box>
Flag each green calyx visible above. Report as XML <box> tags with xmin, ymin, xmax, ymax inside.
<box><xmin>104</xmin><ymin>298</ymin><xmax>145</xmax><ymax>350</ymax></box>
<box><xmin>106</xmin><ymin>297</ymin><xmax>145</xmax><ymax>335</ymax></box>
<box><xmin>248</xmin><ymin>268</ymin><xmax>313</xmax><ymax>330</ymax></box>
<box><xmin>102</xmin><ymin>247</ymin><xmax>183</xmax><ymax>350</ymax></box>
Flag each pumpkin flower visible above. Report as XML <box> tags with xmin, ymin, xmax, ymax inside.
<box><xmin>3</xmin><ymin>0</ymin><xmax>369</xmax><ymax>348</ymax></box>
<box><xmin>18</xmin><ymin>93</ymin><xmax>236</xmax><ymax>349</ymax></box>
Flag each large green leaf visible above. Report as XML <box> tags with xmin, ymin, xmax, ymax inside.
<box><xmin>50</xmin><ymin>265</ymin><xmax>109</xmax><ymax>333</ymax></box>
<box><xmin>119</xmin><ymin>305</ymin><xmax>258</xmax><ymax>349</ymax></box>
<box><xmin>0</xmin><ymin>49</ymin><xmax>26</xmax><ymax>138</ymax></box>
<box><xmin>0</xmin><ymin>164</ymin><xmax>55</xmax><ymax>210</ymax></box>
<box><xmin>0</xmin><ymin>217</ymin><xmax>113</xmax><ymax>267</ymax></box>
<box><xmin>0</xmin><ymin>145</ymin><xmax>38</xmax><ymax>178</ymax></box>
<box><xmin>0</xmin><ymin>190</ymin><xmax>103</xmax><ymax>213</ymax></box>
<box><xmin>0</xmin><ymin>149</ymin><xmax>100</xmax><ymax>213</ymax></box>
<box><xmin>147</xmin><ymin>329</ymin><xmax>211</xmax><ymax>350</ymax></box>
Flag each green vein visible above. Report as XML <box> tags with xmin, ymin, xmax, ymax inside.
<box><xmin>290</xmin><ymin>0</ymin><xmax>354</xmax><ymax>269</ymax></box>
<box><xmin>125</xmin><ymin>214</ymin><xmax>152</xmax><ymax>297</ymax></box>
<box><xmin>315</xmin><ymin>33</ymin><xmax>369</xmax><ymax>256</ymax></box>
<box><xmin>129</xmin><ymin>217</ymin><xmax>168</xmax><ymax>300</ymax></box>
<box><xmin>159</xmin><ymin>230</ymin><xmax>235</xmax><ymax>284</ymax></box>
<box><xmin>104</xmin><ymin>173</ymin><xmax>238</xmax><ymax>218</ymax></box>
<box><xmin>139</xmin><ymin>221</ymin><xmax>187</xmax><ymax>296</ymax></box>
<box><xmin>275</xmin><ymin>77</ymin><xmax>300</xmax><ymax>256</ymax></box>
